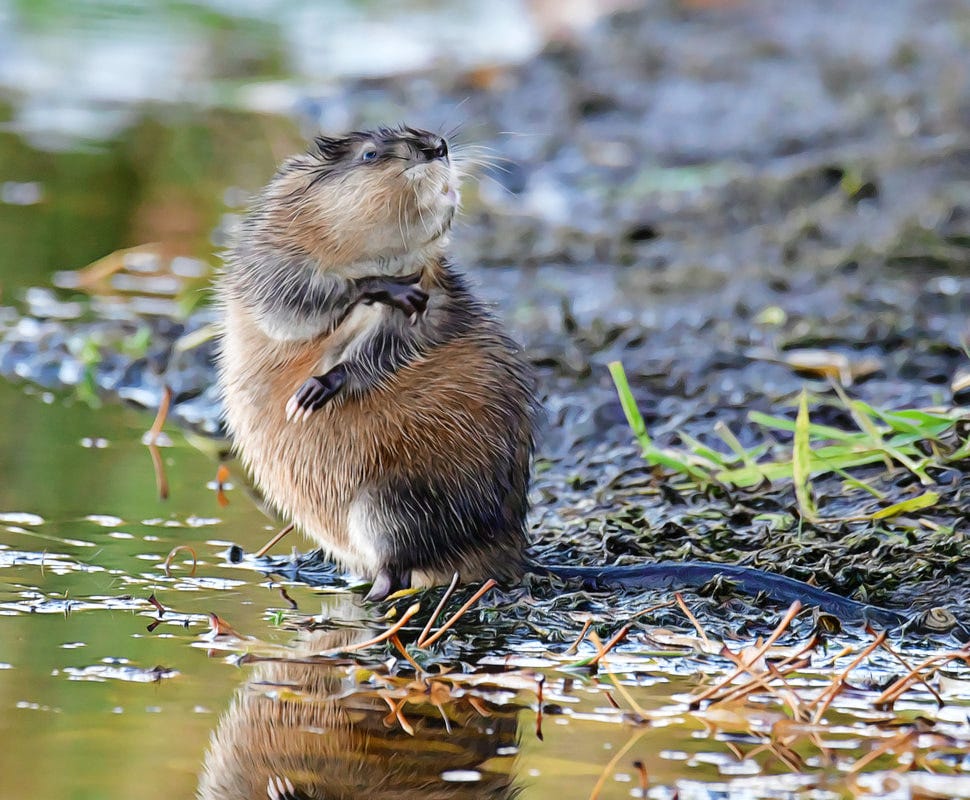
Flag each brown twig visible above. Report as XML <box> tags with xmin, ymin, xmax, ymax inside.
<box><xmin>588</xmin><ymin>623</ymin><xmax>633</xmax><ymax>668</ymax></box>
<box><xmin>278</xmin><ymin>585</ymin><xmax>297</xmax><ymax>610</ymax></box>
<box><xmin>466</xmin><ymin>695</ymin><xmax>493</xmax><ymax>718</ymax></box>
<box><xmin>215</xmin><ymin>463</ymin><xmax>230</xmax><ymax>508</ymax></box>
<box><xmin>675</xmin><ymin>592</ymin><xmax>711</xmax><ymax>648</ymax></box>
<box><xmin>418</xmin><ymin>579</ymin><xmax>497</xmax><ymax>649</ymax></box>
<box><xmin>380</xmin><ymin>694</ymin><xmax>415</xmax><ymax>736</ymax></box>
<box><xmin>708</xmin><ymin>634</ymin><xmax>820</xmax><ymax>712</ymax></box>
<box><xmin>163</xmin><ymin>545</ymin><xmax>197</xmax><ymax>577</ymax></box>
<box><xmin>848</xmin><ymin>730</ymin><xmax>916</xmax><ymax>774</ymax></box>
<box><xmin>565</xmin><ymin>617</ymin><xmax>593</xmax><ymax>656</ymax></box>
<box><xmin>390</xmin><ymin>633</ymin><xmax>424</xmax><ymax>673</ymax></box>
<box><xmin>605</xmin><ymin>669</ymin><xmax>648</xmax><ymax>720</ymax></box>
<box><xmin>148</xmin><ymin>385</ymin><xmax>172</xmax><ymax>442</ymax></box>
<box><xmin>872</xmin><ymin>645</ymin><xmax>970</xmax><ymax>708</ymax></box>
<box><xmin>535</xmin><ymin>673</ymin><xmax>545</xmax><ymax>741</ymax></box>
<box><xmin>874</xmin><ymin>637</ymin><xmax>945</xmax><ymax>710</ymax></box>
<box><xmin>690</xmin><ymin>601</ymin><xmax>801</xmax><ymax>708</ymax></box>
<box><xmin>312</xmin><ymin>602</ymin><xmax>421</xmax><ymax>656</ymax></box>
<box><xmin>808</xmin><ymin>630</ymin><xmax>887</xmax><ymax>723</ymax></box>
<box><xmin>633</xmin><ymin>760</ymin><xmax>648</xmax><ymax>797</ymax></box>
<box><xmin>589</xmin><ymin>728</ymin><xmax>649</xmax><ymax>800</ymax></box>
<box><xmin>417</xmin><ymin>572</ymin><xmax>460</xmax><ymax>647</ymax></box>
<box><xmin>146</xmin><ymin>386</ymin><xmax>172</xmax><ymax>500</ymax></box>
<box><xmin>253</xmin><ymin>523</ymin><xmax>295</xmax><ymax>558</ymax></box>
<box><xmin>147</xmin><ymin>592</ymin><xmax>165</xmax><ymax>616</ymax></box>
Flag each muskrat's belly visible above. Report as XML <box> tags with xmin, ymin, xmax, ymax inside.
<box><xmin>220</xmin><ymin>307</ymin><xmax>531</xmax><ymax>581</ymax></box>
<box><xmin>226</xmin><ymin>384</ymin><xmax>399</xmax><ymax>574</ymax></box>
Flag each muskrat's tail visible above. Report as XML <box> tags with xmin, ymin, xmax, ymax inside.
<box><xmin>536</xmin><ymin>561</ymin><xmax>907</xmax><ymax>627</ymax></box>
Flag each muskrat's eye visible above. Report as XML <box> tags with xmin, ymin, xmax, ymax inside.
<box><xmin>360</xmin><ymin>147</ymin><xmax>378</xmax><ymax>162</ymax></box>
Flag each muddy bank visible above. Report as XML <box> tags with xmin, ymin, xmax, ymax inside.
<box><xmin>1</xmin><ymin>0</ymin><xmax>969</xmax><ymax>622</ymax></box>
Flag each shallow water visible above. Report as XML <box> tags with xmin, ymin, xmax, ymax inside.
<box><xmin>1</xmin><ymin>383</ymin><xmax>969</xmax><ymax>800</ymax></box>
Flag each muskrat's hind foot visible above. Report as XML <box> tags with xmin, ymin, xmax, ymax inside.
<box><xmin>285</xmin><ymin>364</ymin><xmax>347</xmax><ymax>423</ymax></box>
<box><xmin>365</xmin><ymin>565</ymin><xmax>412</xmax><ymax>602</ymax></box>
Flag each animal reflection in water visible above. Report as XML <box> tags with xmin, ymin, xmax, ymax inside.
<box><xmin>197</xmin><ymin>615</ymin><xmax>519</xmax><ymax>799</ymax></box>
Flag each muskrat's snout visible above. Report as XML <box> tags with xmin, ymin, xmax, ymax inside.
<box><xmin>417</xmin><ymin>138</ymin><xmax>448</xmax><ymax>163</ymax></box>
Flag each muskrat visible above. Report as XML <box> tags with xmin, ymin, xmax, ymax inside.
<box><xmin>216</xmin><ymin>125</ymin><xmax>904</xmax><ymax>626</ymax></box>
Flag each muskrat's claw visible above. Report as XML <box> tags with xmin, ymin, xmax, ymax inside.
<box><xmin>267</xmin><ymin>774</ymin><xmax>303</xmax><ymax>800</ymax></box>
<box><xmin>365</xmin><ymin>565</ymin><xmax>412</xmax><ymax>601</ymax></box>
<box><xmin>361</xmin><ymin>280</ymin><xmax>428</xmax><ymax>319</ymax></box>
<box><xmin>285</xmin><ymin>366</ymin><xmax>347</xmax><ymax>423</ymax></box>
<box><xmin>390</xmin><ymin>284</ymin><xmax>428</xmax><ymax>319</ymax></box>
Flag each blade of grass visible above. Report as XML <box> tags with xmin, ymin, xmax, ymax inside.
<box><xmin>677</xmin><ymin>431</ymin><xmax>733</xmax><ymax>467</ymax></box>
<box><xmin>748</xmin><ymin>410</ymin><xmax>860</xmax><ymax>443</ymax></box>
<box><xmin>792</xmin><ymin>391</ymin><xmax>817</xmax><ymax>523</ymax></box>
<box><xmin>832</xmin><ymin>382</ymin><xmax>932</xmax><ymax>484</ymax></box>
<box><xmin>871</xmin><ymin>491</ymin><xmax>940</xmax><ymax>519</ymax></box>
<box><xmin>608</xmin><ymin>361</ymin><xmax>712</xmax><ymax>483</ymax></box>
<box><xmin>834</xmin><ymin>467</ymin><xmax>886</xmax><ymax>499</ymax></box>
<box><xmin>714</xmin><ymin>421</ymin><xmax>764</xmax><ymax>479</ymax></box>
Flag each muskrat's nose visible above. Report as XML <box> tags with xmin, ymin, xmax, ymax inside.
<box><xmin>419</xmin><ymin>139</ymin><xmax>448</xmax><ymax>162</ymax></box>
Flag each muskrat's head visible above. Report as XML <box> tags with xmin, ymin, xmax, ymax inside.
<box><xmin>256</xmin><ymin>125</ymin><xmax>460</xmax><ymax>271</ymax></box>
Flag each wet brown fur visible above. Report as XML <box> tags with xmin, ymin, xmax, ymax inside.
<box><xmin>217</xmin><ymin>126</ymin><xmax>536</xmax><ymax>591</ymax></box>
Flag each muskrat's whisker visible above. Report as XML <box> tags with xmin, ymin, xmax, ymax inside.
<box><xmin>413</xmin><ymin>183</ymin><xmax>430</xmax><ymax>236</ymax></box>
<box><xmin>438</xmin><ymin>99</ymin><xmax>470</xmax><ymax>140</ymax></box>
<box><xmin>451</xmin><ymin>145</ymin><xmax>513</xmax><ymax>164</ymax></box>
<box><xmin>452</xmin><ymin>143</ymin><xmax>510</xmax><ymax>158</ymax></box>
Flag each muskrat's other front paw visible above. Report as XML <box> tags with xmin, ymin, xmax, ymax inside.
<box><xmin>390</xmin><ymin>284</ymin><xmax>428</xmax><ymax>322</ymax></box>
<box><xmin>361</xmin><ymin>280</ymin><xmax>428</xmax><ymax>322</ymax></box>
<box><xmin>284</xmin><ymin>367</ymin><xmax>346</xmax><ymax>423</ymax></box>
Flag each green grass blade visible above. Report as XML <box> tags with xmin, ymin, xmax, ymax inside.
<box><xmin>608</xmin><ymin>361</ymin><xmax>711</xmax><ymax>482</ymax></box>
<box><xmin>871</xmin><ymin>491</ymin><xmax>940</xmax><ymax>519</ymax></box>
<box><xmin>608</xmin><ymin>361</ymin><xmax>648</xmax><ymax>443</ymax></box>
<box><xmin>792</xmin><ymin>391</ymin><xmax>817</xmax><ymax>522</ymax></box>
<box><xmin>748</xmin><ymin>411</ymin><xmax>860</xmax><ymax>443</ymax></box>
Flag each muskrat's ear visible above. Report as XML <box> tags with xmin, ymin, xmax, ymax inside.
<box><xmin>313</xmin><ymin>136</ymin><xmax>351</xmax><ymax>162</ymax></box>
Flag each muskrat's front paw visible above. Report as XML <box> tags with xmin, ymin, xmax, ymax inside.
<box><xmin>284</xmin><ymin>369</ymin><xmax>346</xmax><ymax>423</ymax></box>
<box><xmin>363</xmin><ymin>281</ymin><xmax>428</xmax><ymax>322</ymax></box>
<box><xmin>376</xmin><ymin>284</ymin><xmax>428</xmax><ymax>325</ymax></box>
<box><xmin>387</xmin><ymin>284</ymin><xmax>428</xmax><ymax>322</ymax></box>
<box><xmin>266</xmin><ymin>775</ymin><xmax>303</xmax><ymax>800</ymax></box>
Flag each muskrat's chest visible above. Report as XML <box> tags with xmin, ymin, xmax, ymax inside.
<box><xmin>219</xmin><ymin>303</ymin><xmax>388</xmax><ymax>500</ymax></box>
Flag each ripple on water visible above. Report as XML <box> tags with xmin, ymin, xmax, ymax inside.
<box><xmin>60</xmin><ymin>664</ymin><xmax>179</xmax><ymax>683</ymax></box>
<box><xmin>0</xmin><ymin>512</ymin><xmax>44</xmax><ymax>526</ymax></box>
